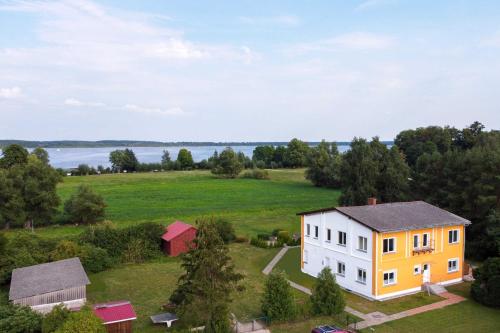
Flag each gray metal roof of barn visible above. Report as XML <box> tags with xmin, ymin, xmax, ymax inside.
<box><xmin>9</xmin><ymin>257</ymin><xmax>90</xmax><ymax>300</ymax></box>
<box><xmin>298</xmin><ymin>201</ymin><xmax>471</xmax><ymax>233</ymax></box>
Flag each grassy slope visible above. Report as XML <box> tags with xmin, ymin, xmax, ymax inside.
<box><xmin>87</xmin><ymin>244</ymin><xmax>279</xmax><ymax>332</ymax></box>
<box><xmin>33</xmin><ymin>169</ymin><xmax>339</xmax><ymax>238</ymax></box>
<box><xmin>274</xmin><ymin>247</ymin><xmax>443</xmax><ymax>315</ymax></box>
<box><xmin>360</xmin><ymin>283</ymin><xmax>500</xmax><ymax>333</ymax></box>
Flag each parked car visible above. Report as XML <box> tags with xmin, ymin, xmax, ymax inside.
<box><xmin>311</xmin><ymin>325</ymin><xmax>348</xmax><ymax>333</ymax></box>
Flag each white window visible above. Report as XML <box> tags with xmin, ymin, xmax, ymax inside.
<box><xmin>304</xmin><ymin>250</ymin><xmax>308</xmax><ymax>264</ymax></box>
<box><xmin>326</xmin><ymin>228</ymin><xmax>331</xmax><ymax>242</ymax></box>
<box><xmin>337</xmin><ymin>261</ymin><xmax>345</xmax><ymax>276</ymax></box>
<box><xmin>414</xmin><ymin>265</ymin><xmax>421</xmax><ymax>275</ymax></box>
<box><xmin>383</xmin><ymin>270</ymin><xmax>397</xmax><ymax>286</ymax></box>
<box><xmin>448</xmin><ymin>230</ymin><xmax>459</xmax><ymax>244</ymax></box>
<box><xmin>356</xmin><ymin>268</ymin><xmax>367</xmax><ymax>284</ymax></box>
<box><xmin>324</xmin><ymin>257</ymin><xmax>330</xmax><ymax>267</ymax></box>
<box><xmin>413</xmin><ymin>234</ymin><xmax>419</xmax><ymax>249</ymax></box>
<box><xmin>314</xmin><ymin>226</ymin><xmax>319</xmax><ymax>239</ymax></box>
<box><xmin>306</xmin><ymin>224</ymin><xmax>310</xmax><ymax>237</ymax></box>
<box><xmin>358</xmin><ymin>236</ymin><xmax>368</xmax><ymax>252</ymax></box>
<box><xmin>383</xmin><ymin>238</ymin><xmax>396</xmax><ymax>253</ymax></box>
<box><xmin>448</xmin><ymin>258</ymin><xmax>459</xmax><ymax>273</ymax></box>
<box><xmin>338</xmin><ymin>231</ymin><xmax>347</xmax><ymax>246</ymax></box>
<box><xmin>423</xmin><ymin>233</ymin><xmax>430</xmax><ymax>248</ymax></box>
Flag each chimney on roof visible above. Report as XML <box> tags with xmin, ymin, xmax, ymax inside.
<box><xmin>368</xmin><ymin>197</ymin><xmax>377</xmax><ymax>206</ymax></box>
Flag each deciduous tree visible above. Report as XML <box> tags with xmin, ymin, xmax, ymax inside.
<box><xmin>64</xmin><ymin>185</ymin><xmax>106</xmax><ymax>224</ymax></box>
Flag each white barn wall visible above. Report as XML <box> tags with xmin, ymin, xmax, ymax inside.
<box><xmin>302</xmin><ymin>211</ymin><xmax>374</xmax><ymax>299</ymax></box>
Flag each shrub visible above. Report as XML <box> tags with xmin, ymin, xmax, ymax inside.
<box><xmin>257</xmin><ymin>233</ymin><xmax>271</xmax><ymax>240</ymax></box>
<box><xmin>234</xmin><ymin>236</ymin><xmax>248</xmax><ymax>243</ymax></box>
<box><xmin>310</xmin><ymin>267</ymin><xmax>345</xmax><ymax>315</ymax></box>
<box><xmin>0</xmin><ymin>303</ymin><xmax>43</xmax><ymax>333</ymax></box>
<box><xmin>49</xmin><ymin>240</ymin><xmax>113</xmax><ymax>273</ymax></box>
<box><xmin>261</xmin><ymin>271</ymin><xmax>296</xmax><ymax>322</ymax></box>
<box><xmin>42</xmin><ymin>304</ymin><xmax>70</xmax><ymax>333</ymax></box>
<box><xmin>214</xmin><ymin>219</ymin><xmax>236</xmax><ymax>243</ymax></box>
<box><xmin>79</xmin><ymin>222</ymin><xmax>123</xmax><ymax>258</ymax></box>
<box><xmin>277</xmin><ymin>231</ymin><xmax>291</xmax><ymax>244</ymax></box>
<box><xmin>471</xmin><ymin>257</ymin><xmax>500</xmax><ymax>307</ymax></box>
<box><xmin>54</xmin><ymin>306</ymin><xmax>105</xmax><ymax>333</ymax></box>
<box><xmin>241</xmin><ymin>169</ymin><xmax>270</xmax><ymax>180</ymax></box>
<box><xmin>210</xmin><ymin>147</ymin><xmax>243</xmax><ymax>178</ymax></box>
<box><xmin>64</xmin><ymin>185</ymin><xmax>106</xmax><ymax>224</ymax></box>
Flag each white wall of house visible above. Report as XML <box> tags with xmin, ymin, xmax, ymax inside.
<box><xmin>302</xmin><ymin>211</ymin><xmax>374</xmax><ymax>299</ymax></box>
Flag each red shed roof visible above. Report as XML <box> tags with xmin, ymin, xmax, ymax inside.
<box><xmin>162</xmin><ymin>221</ymin><xmax>196</xmax><ymax>241</ymax></box>
<box><xmin>93</xmin><ymin>301</ymin><xmax>137</xmax><ymax>324</ymax></box>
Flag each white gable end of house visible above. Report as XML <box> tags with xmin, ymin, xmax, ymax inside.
<box><xmin>302</xmin><ymin>210</ymin><xmax>374</xmax><ymax>299</ymax></box>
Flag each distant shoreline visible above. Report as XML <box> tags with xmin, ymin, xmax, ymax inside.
<box><xmin>0</xmin><ymin>139</ymin><xmax>394</xmax><ymax>148</ymax></box>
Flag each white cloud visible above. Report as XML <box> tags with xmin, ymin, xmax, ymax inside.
<box><xmin>124</xmin><ymin>104</ymin><xmax>186</xmax><ymax>116</ymax></box>
<box><xmin>0</xmin><ymin>87</ymin><xmax>22</xmax><ymax>99</ymax></box>
<box><xmin>64</xmin><ymin>98</ymin><xmax>105</xmax><ymax>107</ymax></box>
<box><xmin>239</xmin><ymin>15</ymin><xmax>300</xmax><ymax>27</ymax></box>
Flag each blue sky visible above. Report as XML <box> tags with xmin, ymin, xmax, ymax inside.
<box><xmin>0</xmin><ymin>0</ymin><xmax>499</xmax><ymax>141</ymax></box>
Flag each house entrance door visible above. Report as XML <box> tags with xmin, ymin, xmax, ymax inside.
<box><xmin>422</xmin><ymin>263</ymin><xmax>431</xmax><ymax>283</ymax></box>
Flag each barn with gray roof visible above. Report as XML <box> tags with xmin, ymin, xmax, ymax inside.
<box><xmin>9</xmin><ymin>257</ymin><xmax>90</xmax><ymax>313</ymax></box>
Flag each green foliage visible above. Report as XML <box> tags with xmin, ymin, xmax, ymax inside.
<box><xmin>31</xmin><ymin>147</ymin><xmax>49</xmax><ymax>165</ymax></box>
<box><xmin>177</xmin><ymin>148</ymin><xmax>194</xmax><ymax>170</ymax></box>
<box><xmin>261</xmin><ymin>271</ymin><xmax>296</xmax><ymax>322</ymax></box>
<box><xmin>49</xmin><ymin>240</ymin><xmax>112</xmax><ymax>273</ymax></box>
<box><xmin>161</xmin><ymin>150</ymin><xmax>172</xmax><ymax>168</ymax></box>
<box><xmin>252</xmin><ymin>145</ymin><xmax>276</xmax><ymax>167</ymax></box>
<box><xmin>0</xmin><ymin>303</ymin><xmax>43</xmax><ymax>333</ymax></box>
<box><xmin>0</xmin><ymin>168</ymin><xmax>26</xmax><ymax>228</ymax></box>
<box><xmin>214</xmin><ymin>218</ymin><xmax>236</xmax><ymax>243</ymax></box>
<box><xmin>284</xmin><ymin>138</ymin><xmax>309</xmax><ymax>168</ymax></box>
<box><xmin>64</xmin><ymin>185</ymin><xmax>106</xmax><ymax>224</ymax></box>
<box><xmin>310</xmin><ymin>267</ymin><xmax>345</xmax><ymax>315</ymax></box>
<box><xmin>171</xmin><ymin>218</ymin><xmax>244</xmax><ymax>331</ymax></box>
<box><xmin>339</xmin><ymin>137</ymin><xmax>410</xmax><ymax>205</ymax></box>
<box><xmin>0</xmin><ymin>144</ymin><xmax>29</xmax><ymax>168</ymax></box>
<box><xmin>42</xmin><ymin>304</ymin><xmax>70</xmax><ymax>333</ymax></box>
<box><xmin>210</xmin><ymin>147</ymin><xmax>244</xmax><ymax>178</ymax></box>
<box><xmin>241</xmin><ymin>168</ymin><xmax>270</xmax><ymax>180</ymax></box>
<box><xmin>109</xmin><ymin>149</ymin><xmax>139</xmax><ymax>172</ymax></box>
<box><xmin>54</xmin><ymin>306</ymin><xmax>105</xmax><ymax>333</ymax></box>
<box><xmin>471</xmin><ymin>257</ymin><xmax>500</xmax><ymax>307</ymax></box>
<box><xmin>79</xmin><ymin>221</ymin><xmax>164</xmax><ymax>263</ymax></box>
<box><xmin>305</xmin><ymin>140</ymin><xmax>341</xmax><ymax>188</ymax></box>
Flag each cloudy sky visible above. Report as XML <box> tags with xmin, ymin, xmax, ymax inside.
<box><xmin>0</xmin><ymin>0</ymin><xmax>499</xmax><ymax>141</ymax></box>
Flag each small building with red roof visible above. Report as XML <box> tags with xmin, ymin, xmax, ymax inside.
<box><xmin>93</xmin><ymin>300</ymin><xmax>137</xmax><ymax>333</ymax></box>
<box><xmin>162</xmin><ymin>221</ymin><xmax>197</xmax><ymax>257</ymax></box>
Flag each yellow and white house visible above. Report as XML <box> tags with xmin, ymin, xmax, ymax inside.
<box><xmin>298</xmin><ymin>200</ymin><xmax>470</xmax><ymax>300</ymax></box>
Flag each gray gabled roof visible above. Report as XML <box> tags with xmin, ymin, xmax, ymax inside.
<box><xmin>299</xmin><ymin>201</ymin><xmax>471</xmax><ymax>233</ymax></box>
<box><xmin>9</xmin><ymin>257</ymin><xmax>90</xmax><ymax>300</ymax></box>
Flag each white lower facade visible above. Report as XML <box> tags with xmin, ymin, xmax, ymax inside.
<box><xmin>29</xmin><ymin>298</ymin><xmax>86</xmax><ymax>314</ymax></box>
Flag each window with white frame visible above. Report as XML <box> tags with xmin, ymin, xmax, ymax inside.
<box><xmin>306</xmin><ymin>224</ymin><xmax>310</xmax><ymax>237</ymax></box>
<box><xmin>358</xmin><ymin>236</ymin><xmax>368</xmax><ymax>252</ymax></box>
<box><xmin>326</xmin><ymin>228</ymin><xmax>331</xmax><ymax>242</ymax></box>
<box><xmin>356</xmin><ymin>268</ymin><xmax>367</xmax><ymax>284</ymax></box>
<box><xmin>324</xmin><ymin>257</ymin><xmax>330</xmax><ymax>267</ymax></box>
<box><xmin>337</xmin><ymin>261</ymin><xmax>345</xmax><ymax>276</ymax></box>
<box><xmin>383</xmin><ymin>238</ymin><xmax>396</xmax><ymax>253</ymax></box>
<box><xmin>448</xmin><ymin>230</ymin><xmax>459</xmax><ymax>244</ymax></box>
<box><xmin>314</xmin><ymin>226</ymin><xmax>319</xmax><ymax>239</ymax></box>
<box><xmin>413</xmin><ymin>234</ymin><xmax>419</xmax><ymax>249</ymax></box>
<box><xmin>338</xmin><ymin>231</ymin><xmax>347</xmax><ymax>246</ymax></box>
<box><xmin>414</xmin><ymin>265</ymin><xmax>421</xmax><ymax>275</ymax></box>
<box><xmin>303</xmin><ymin>250</ymin><xmax>308</xmax><ymax>264</ymax></box>
<box><xmin>423</xmin><ymin>233</ymin><xmax>430</xmax><ymax>248</ymax></box>
<box><xmin>448</xmin><ymin>258</ymin><xmax>459</xmax><ymax>272</ymax></box>
<box><xmin>383</xmin><ymin>270</ymin><xmax>397</xmax><ymax>286</ymax></box>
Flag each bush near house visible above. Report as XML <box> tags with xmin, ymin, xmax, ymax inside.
<box><xmin>261</xmin><ymin>271</ymin><xmax>296</xmax><ymax>322</ymax></box>
<box><xmin>310</xmin><ymin>267</ymin><xmax>345</xmax><ymax>315</ymax></box>
<box><xmin>0</xmin><ymin>303</ymin><xmax>43</xmax><ymax>333</ymax></box>
<box><xmin>471</xmin><ymin>257</ymin><xmax>500</xmax><ymax>307</ymax></box>
<box><xmin>42</xmin><ymin>304</ymin><xmax>70</xmax><ymax>333</ymax></box>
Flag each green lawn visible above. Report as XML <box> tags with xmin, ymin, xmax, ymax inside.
<box><xmin>87</xmin><ymin>243</ymin><xmax>280</xmax><ymax>332</ymax></box>
<box><xmin>359</xmin><ymin>282</ymin><xmax>500</xmax><ymax>333</ymax></box>
<box><xmin>274</xmin><ymin>247</ymin><xmax>442</xmax><ymax>315</ymax></box>
<box><xmin>27</xmin><ymin>169</ymin><xmax>339</xmax><ymax>238</ymax></box>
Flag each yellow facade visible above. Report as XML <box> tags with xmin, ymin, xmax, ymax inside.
<box><xmin>373</xmin><ymin>225</ymin><xmax>464</xmax><ymax>298</ymax></box>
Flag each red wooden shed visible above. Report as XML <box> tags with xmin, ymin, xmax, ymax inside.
<box><xmin>93</xmin><ymin>300</ymin><xmax>137</xmax><ymax>333</ymax></box>
<box><xmin>161</xmin><ymin>221</ymin><xmax>197</xmax><ymax>257</ymax></box>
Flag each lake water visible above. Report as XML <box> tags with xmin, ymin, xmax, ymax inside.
<box><xmin>40</xmin><ymin>144</ymin><xmax>352</xmax><ymax>169</ymax></box>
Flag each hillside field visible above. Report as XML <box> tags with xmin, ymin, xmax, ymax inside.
<box><xmin>34</xmin><ymin>169</ymin><xmax>339</xmax><ymax>238</ymax></box>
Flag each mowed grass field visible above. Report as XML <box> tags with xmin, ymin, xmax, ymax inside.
<box><xmin>37</xmin><ymin>169</ymin><xmax>339</xmax><ymax>238</ymax></box>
